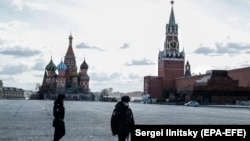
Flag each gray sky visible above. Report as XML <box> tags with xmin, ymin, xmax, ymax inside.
<box><xmin>0</xmin><ymin>0</ymin><xmax>250</xmax><ymax>92</ymax></box>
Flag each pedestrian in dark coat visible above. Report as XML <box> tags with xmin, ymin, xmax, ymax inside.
<box><xmin>53</xmin><ymin>94</ymin><xmax>65</xmax><ymax>141</ymax></box>
<box><xmin>111</xmin><ymin>95</ymin><xmax>135</xmax><ymax>141</ymax></box>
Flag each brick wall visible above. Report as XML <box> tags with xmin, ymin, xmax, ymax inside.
<box><xmin>228</xmin><ymin>67</ymin><xmax>250</xmax><ymax>88</ymax></box>
<box><xmin>175</xmin><ymin>75</ymin><xmax>204</xmax><ymax>93</ymax></box>
<box><xmin>144</xmin><ymin>76</ymin><xmax>163</xmax><ymax>98</ymax></box>
<box><xmin>158</xmin><ymin>59</ymin><xmax>184</xmax><ymax>89</ymax></box>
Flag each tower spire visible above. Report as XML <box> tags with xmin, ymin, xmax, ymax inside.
<box><xmin>169</xmin><ymin>0</ymin><xmax>176</xmax><ymax>26</ymax></box>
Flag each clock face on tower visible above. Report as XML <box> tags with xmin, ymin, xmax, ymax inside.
<box><xmin>169</xmin><ymin>39</ymin><xmax>179</xmax><ymax>50</ymax></box>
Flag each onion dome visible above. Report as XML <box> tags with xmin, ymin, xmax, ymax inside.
<box><xmin>71</xmin><ymin>71</ymin><xmax>79</xmax><ymax>77</ymax></box>
<box><xmin>57</xmin><ymin>60</ymin><xmax>67</xmax><ymax>71</ymax></box>
<box><xmin>45</xmin><ymin>58</ymin><xmax>57</xmax><ymax>71</ymax></box>
<box><xmin>80</xmin><ymin>59</ymin><xmax>88</xmax><ymax>70</ymax></box>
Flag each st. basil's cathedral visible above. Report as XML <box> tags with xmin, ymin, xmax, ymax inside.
<box><xmin>39</xmin><ymin>34</ymin><xmax>90</xmax><ymax>100</ymax></box>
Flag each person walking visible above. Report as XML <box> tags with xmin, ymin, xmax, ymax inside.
<box><xmin>111</xmin><ymin>95</ymin><xmax>135</xmax><ymax>141</ymax></box>
<box><xmin>53</xmin><ymin>94</ymin><xmax>65</xmax><ymax>141</ymax></box>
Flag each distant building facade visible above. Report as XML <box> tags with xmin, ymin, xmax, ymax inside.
<box><xmin>0</xmin><ymin>80</ymin><xmax>24</xmax><ymax>99</ymax></box>
<box><xmin>39</xmin><ymin>34</ymin><xmax>91</xmax><ymax>100</ymax></box>
<box><xmin>144</xmin><ymin>2</ymin><xmax>250</xmax><ymax>104</ymax></box>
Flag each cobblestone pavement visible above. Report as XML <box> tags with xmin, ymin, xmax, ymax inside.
<box><xmin>0</xmin><ymin>100</ymin><xmax>250</xmax><ymax>141</ymax></box>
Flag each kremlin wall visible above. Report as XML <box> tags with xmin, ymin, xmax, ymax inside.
<box><xmin>144</xmin><ymin>2</ymin><xmax>250</xmax><ymax>104</ymax></box>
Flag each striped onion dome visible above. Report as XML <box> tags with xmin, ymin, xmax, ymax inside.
<box><xmin>45</xmin><ymin>58</ymin><xmax>57</xmax><ymax>71</ymax></box>
<box><xmin>57</xmin><ymin>60</ymin><xmax>67</xmax><ymax>71</ymax></box>
<box><xmin>80</xmin><ymin>59</ymin><xmax>88</xmax><ymax>70</ymax></box>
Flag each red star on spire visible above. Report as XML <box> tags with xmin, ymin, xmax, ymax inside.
<box><xmin>171</xmin><ymin>0</ymin><xmax>174</xmax><ymax>5</ymax></box>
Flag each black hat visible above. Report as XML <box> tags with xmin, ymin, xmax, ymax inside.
<box><xmin>121</xmin><ymin>96</ymin><xmax>130</xmax><ymax>102</ymax></box>
<box><xmin>57</xmin><ymin>94</ymin><xmax>65</xmax><ymax>100</ymax></box>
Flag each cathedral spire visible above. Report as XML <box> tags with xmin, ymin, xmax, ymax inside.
<box><xmin>66</xmin><ymin>34</ymin><xmax>75</xmax><ymax>56</ymax></box>
<box><xmin>69</xmin><ymin>33</ymin><xmax>73</xmax><ymax>46</ymax></box>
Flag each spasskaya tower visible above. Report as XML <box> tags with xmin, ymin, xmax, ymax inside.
<box><xmin>144</xmin><ymin>1</ymin><xmax>186</xmax><ymax>99</ymax></box>
<box><xmin>158</xmin><ymin>0</ymin><xmax>185</xmax><ymax>89</ymax></box>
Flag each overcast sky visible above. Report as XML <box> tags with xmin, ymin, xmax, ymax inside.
<box><xmin>0</xmin><ymin>0</ymin><xmax>250</xmax><ymax>93</ymax></box>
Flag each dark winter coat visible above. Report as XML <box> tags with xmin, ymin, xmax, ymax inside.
<box><xmin>111</xmin><ymin>101</ymin><xmax>135</xmax><ymax>137</ymax></box>
<box><xmin>53</xmin><ymin>99</ymin><xmax>65</xmax><ymax>128</ymax></box>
